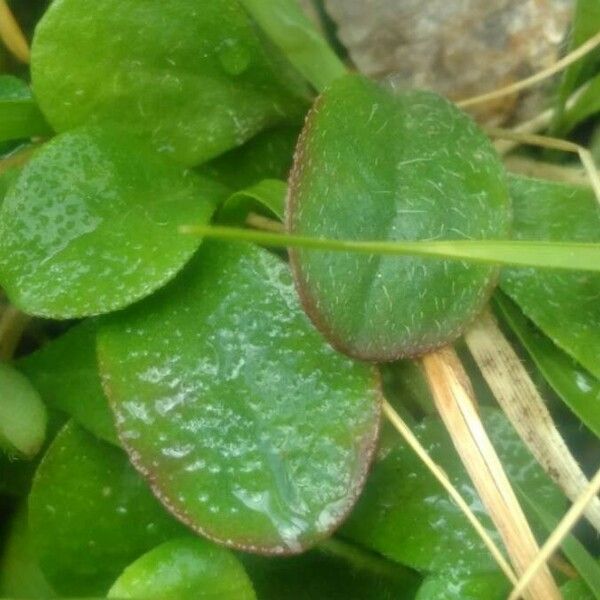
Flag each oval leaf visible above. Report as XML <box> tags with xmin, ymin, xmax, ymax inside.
<box><xmin>98</xmin><ymin>242</ymin><xmax>381</xmax><ymax>553</ymax></box>
<box><xmin>108</xmin><ymin>537</ymin><xmax>256</xmax><ymax>600</ymax></box>
<box><xmin>0</xmin><ymin>362</ymin><xmax>47</xmax><ymax>458</ymax></box>
<box><xmin>500</xmin><ymin>175</ymin><xmax>600</xmax><ymax>380</ymax></box>
<box><xmin>0</xmin><ymin>126</ymin><xmax>223</xmax><ymax>318</ymax></box>
<box><xmin>287</xmin><ymin>75</ymin><xmax>511</xmax><ymax>360</ymax></box>
<box><xmin>28</xmin><ymin>421</ymin><xmax>186</xmax><ymax>596</ymax></box>
<box><xmin>31</xmin><ymin>0</ymin><xmax>309</xmax><ymax>166</ymax></box>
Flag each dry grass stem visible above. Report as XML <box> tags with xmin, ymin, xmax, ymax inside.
<box><xmin>504</xmin><ymin>156</ymin><xmax>588</xmax><ymax>186</ymax></box>
<box><xmin>0</xmin><ymin>304</ymin><xmax>30</xmax><ymax>360</ymax></box>
<box><xmin>508</xmin><ymin>467</ymin><xmax>600</xmax><ymax>600</ymax></box>
<box><xmin>422</xmin><ymin>347</ymin><xmax>560</xmax><ymax>600</ymax></box>
<box><xmin>465</xmin><ymin>310</ymin><xmax>600</xmax><ymax>533</ymax></box>
<box><xmin>0</xmin><ymin>0</ymin><xmax>30</xmax><ymax>63</ymax></box>
<box><xmin>0</xmin><ymin>145</ymin><xmax>38</xmax><ymax>175</ymax></box>
<box><xmin>246</xmin><ymin>212</ymin><xmax>285</xmax><ymax>233</ymax></box>
<box><xmin>382</xmin><ymin>398</ymin><xmax>518</xmax><ymax>585</ymax></box>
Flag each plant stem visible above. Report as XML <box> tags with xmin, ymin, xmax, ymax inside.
<box><xmin>0</xmin><ymin>0</ymin><xmax>29</xmax><ymax>63</ymax></box>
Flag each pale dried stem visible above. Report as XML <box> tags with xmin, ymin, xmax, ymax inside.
<box><xmin>0</xmin><ymin>304</ymin><xmax>30</xmax><ymax>360</ymax></box>
<box><xmin>504</xmin><ymin>156</ymin><xmax>588</xmax><ymax>187</ymax></box>
<box><xmin>0</xmin><ymin>145</ymin><xmax>38</xmax><ymax>175</ymax></box>
<box><xmin>457</xmin><ymin>30</ymin><xmax>600</xmax><ymax>109</ymax></box>
<box><xmin>0</xmin><ymin>0</ymin><xmax>29</xmax><ymax>63</ymax></box>
<box><xmin>508</xmin><ymin>467</ymin><xmax>600</xmax><ymax>600</ymax></box>
<box><xmin>382</xmin><ymin>399</ymin><xmax>517</xmax><ymax>586</ymax></box>
<box><xmin>421</xmin><ymin>347</ymin><xmax>560</xmax><ymax>600</ymax></box>
<box><xmin>246</xmin><ymin>212</ymin><xmax>285</xmax><ymax>233</ymax></box>
<box><xmin>465</xmin><ymin>310</ymin><xmax>600</xmax><ymax>533</ymax></box>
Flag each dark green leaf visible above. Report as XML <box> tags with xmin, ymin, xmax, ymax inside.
<box><xmin>0</xmin><ymin>75</ymin><xmax>52</xmax><ymax>143</ymax></box>
<box><xmin>218</xmin><ymin>179</ymin><xmax>286</xmax><ymax>224</ymax></box>
<box><xmin>31</xmin><ymin>0</ymin><xmax>309</xmax><ymax>166</ymax></box>
<box><xmin>560</xmin><ymin>73</ymin><xmax>600</xmax><ymax>133</ymax></box>
<box><xmin>501</xmin><ymin>175</ymin><xmax>600</xmax><ymax>380</ymax></box>
<box><xmin>28</xmin><ymin>421</ymin><xmax>186</xmax><ymax>596</ymax></box>
<box><xmin>494</xmin><ymin>292</ymin><xmax>600</xmax><ymax>438</ymax></box>
<box><xmin>287</xmin><ymin>74</ymin><xmax>510</xmax><ymax>360</ymax></box>
<box><xmin>18</xmin><ymin>320</ymin><xmax>118</xmax><ymax>445</ymax></box>
<box><xmin>0</xmin><ymin>126</ymin><xmax>223</xmax><ymax>318</ymax></box>
<box><xmin>108</xmin><ymin>537</ymin><xmax>256</xmax><ymax>600</ymax></box>
<box><xmin>0</xmin><ymin>362</ymin><xmax>46</xmax><ymax>458</ymax></box>
<box><xmin>98</xmin><ymin>242</ymin><xmax>381</xmax><ymax>553</ymax></box>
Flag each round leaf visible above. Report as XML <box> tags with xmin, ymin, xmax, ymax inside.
<box><xmin>28</xmin><ymin>421</ymin><xmax>186</xmax><ymax>596</ymax></box>
<box><xmin>0</xmin><ymin>362</ymin><xmax>47</xmax><ymax>458</ymax></box>
<box><xmin>287</xmin><ymin>74</ymin><xmax>510</xmax><ymax>360</ymax></box>
<box><xmin>31</xmin><ymin>0</ymin><xmax>309</xmax><ymax>167</ymax></box>
<box><xmin>98</xmin><ymin>242</ymin><xmax>381</xmax><ymax>554</ymax></box>
<box><xmin>0</xmin><ymin>126</ymin><xmax>223</xmax><ymax>318</ymax></box>
<box><xmin>108</xmin><ymin>537</ymin><xmax>256</xmax><ymax>600</ymax></box>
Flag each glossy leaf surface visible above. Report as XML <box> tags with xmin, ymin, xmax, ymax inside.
<box><xmin>501</xmin><ymin>175</ymin><xmax>600</xmax><ymax>380</ymax></box>
<box><xmin>18</xmin><ymin>320</ymin><xmax>117</xmax><ymax>445</ymax></box>
<box><xmin>341</xmin><ymin>409</ymin><xmax>565</xmax><ymax>574</ymax></box>
<box><xmin>0</xmin><ymin>362</ymin><xmax>47</xmax><ymax>458</ymax></box>
<box><xmin>31</xmin><ymin>0</ymin><xmax>309</xmax><ymax>166</ymax></box>
<box><xmin>287</xmin><ymin>75</ymin><xmax>510</xmax><ymax>360</ymax></box>
<box><xmin>108</xmin><ymin>537</ymin><xmax>256</xmax><ymax>600</ymax></box>
<box><xmin>0</xmin><ymin>75</ymin><xmax>51</xmax><ymax>143</ymax></box>
<box><xmin>0</xmin><ymin>127</ymin><xmax>222</xmax><ymax>318</ymax></box>
<box><xmin>28</xmin><ymin>421</ymin><xmax>185</xmax><ymax>596</ymax></box>
<box><xmin>494</xmin><ymin>293</ymin><xmax>600</xmax><ymax>438</ymax></box>
<box><xmin>98</xmin><ymin>242</ymin><xmax>381</xmax><ymax>553</ymax></box>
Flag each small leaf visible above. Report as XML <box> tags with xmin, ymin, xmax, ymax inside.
<box><xmin>108</xmin><ymin>537</ymin><xmax>256</xmax><ymax>600</ymax></box>
<box><xmin>500</xmin><ymin>175</ymin><xmax>600</xmax><ymax>380</ymax></box>
<box><xmin>98</xmin><ymin>242</ymin><xmax>381</xmax><ymax>553</ymax></box>
<box><xmin>0</xmin><ymin>75</ymin><xmax>52</xmax><ymax>143</ymax></box>
<box><xmin>0</xmin><ymin>362</ymin><xmax>47</xmax><ymax>458</ymax></box>
<box><xmin>28</xmin><ymin>421</ymin><xmax>186</xmax><ymax>596</ymax></box>
<box><xmin>494</xmin><ymin>292</ymin><xmax>600</xmax><ymax>439</ymax></box>
<box><xmin>218</xmin><ymin>179</ymin><xmax>287</xmax><ymax>224</ymax></box>
<box><xmin>559</xmin><ymin>73</ymin><xmax>600</xmax><ymax>134</ymax></box>
<box><xmin>31</xmin><ymin>0</ymin><xmax>310</xmax><ymax>166</ymax></box>
<box><xmin>18</xmin><ymin>320</ymin><xmax>118</xmax><ymax>445</ymax></box>
<box><xmin>287</xmin><ymin>74</ymin><xmax>511</xmax><ymax>360</ymax></box>
<box><xmin>0</xmin><ymin>126</ymin><xmax>223</xmax><ymax>318</ymax></box>
<box><xmin>415</xmin><ymin>571</ymin><xmax>509</xmax><ymax>600</ymax></box>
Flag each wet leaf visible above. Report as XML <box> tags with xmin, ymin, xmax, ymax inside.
<box><xmin>28</xmin><ymin>421</ymin><xmax>186</xmax><ymax>596</ymax></box>
<box><xmin>500</xmin><ymin>175</ymin><xmax>600</xmax><ymax>380</ymax></box>
<box><xmin>494</xmin><ymin>292</ymin><xmax>600</xmax><ymax>439</ymax></box>
<box><xmin>0</xmin><ymin>126</ymin><xmax>223</xmax><ymax>319</ymax></box>
<box><xmin>108</xmin><ymin>537</ymin><xmax>256</xmax><ymax>600</ymax></box>
<box><xmin>31</xmin><ymin>0</ymin><xmax>309</xmax><ymax>167</ymax></box>
<box><xmin>0</xmin><ymin>75</ymin><xmax>51</xmax><ymax>143</ymax></box>
<box><xmin>0</xmin><ymin>362</ymin><xmax>47</xmax><ymax>458</ymax></box>
<box><xmin>218</xmin><ymin>179</ymin><xmax>286</xmax><ymax>224</ymax></box>
<box><xmin>18</xmin><ymin>320</ymin><xmax>118</xmax><ymax>445</ymax></box>
<box><xmin>415</xmin><ymin>571</ymin><xmax>508</xmax><ymax>600</ymax></box>
<box><xmin>341</xmin><ymin>409</ymin><xmax>565</xmax><ymax>574</ymax></box>
<box><xmin>98</xmin><ymin>241</ymin><xmax>381</xmax><ymax>554</ymax></box>
<box><xmin>287</xmin><ymin>74</ymin><xmax>510</xmax><ymax>360</ymax></box>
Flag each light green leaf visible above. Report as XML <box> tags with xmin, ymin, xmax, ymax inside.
<box><xmin>108</xmin><ymin>537</ymin><xmax>256</xmax><ymax>600</ymax></box>
<box><xmin>18</xmin><ymin>320</ymin><xmax>118</xmax><ymax>445</ymax></box>
<box><xmin>415</xmin><ymin>571</ymin><xmax>508</xmax><ymax>600</ymax></box>
<box><xmin>0</xmin><ymin>362</ymin><xmax>47</xmax><ymax>458</ymax></box>
<box><xmin>0</xmin><ymin>126</ymin><xmax>223</xmax><ymax>319</ymax></box>
<box><xmin>501</xmin><ymin>174</ymin><xmax>600</xmax><ymax>380</ymax></box>
<box><xmin>494</xmin><ymin>292</ymin><xmax>600</xmax><ymax>438</ymax></box>
<box><xmin>31</xmin><ymin>0</ymin><xmax>310</xmax><ymax>166</ymax></box>
<box><xmin>560</xmin><ymin>73</ymin><xmax>600</xmax><ymax>133</ymax></box>
<box><xmin>218</xmin><ymin>179</ymin><xmax>287</xmax><ymax>224</ymax></box>
<box><xmin>98</xmin><ymin>242</ymin><xmax>381</xmax><ymax>553</ymax></box>
<box><xmin>28</xmin><ymin>421</ymin><xmax>186</xmax><ymax>596</ymax></box>
<box><xmin>287</xmin><ymin>74</ymin><xmax>511</xmax><ymax>360</ymax></box>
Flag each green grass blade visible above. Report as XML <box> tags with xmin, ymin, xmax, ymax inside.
<box><xmin>180</xmin><ymin>224</ymin><xmax>600</xmax><ymax>273</ymax></box>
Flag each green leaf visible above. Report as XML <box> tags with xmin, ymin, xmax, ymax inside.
<box><xmin>562</xmin><ymin>577</ymin><xmax>598</xmax><ymax>600</ymax></box>
<box><xmin>286</xmin><ymin>74</ymin><xmax>510</xmax><ymax>360</ymax></box>
<box><xmin>0</xmin><ymin>504</ymin><xmax>56</xmax><ymax>599</ymax></box>
<box><xmin>559</xmin><ymin>73</ymin><xmax>600</xmax><ymax>134</ymax></box>
<box><xmin>0</xmin><ymin>126</ymin><xmax>223</xmax><ymax>319</ymax></box>
<box><xmin>415</xmin><ymin>571</ymin><xmax>508</xmax><ymax>600</ymax></box>
<box><xmin>218</xmin><ymin>179</ymin><xmax>287</xmax><ymax>224</ymax></box>
<box><xmin>341</xmin><ymin>409</ymin><xmax>566</xmax><ymax>574</ymax></box>
<box><xmin>28</xmin><ymin>421</ymin><xmax>186</xmax><ymax>596</ymax></box>
<box><xmin>0</xmin><ymin>75</ymin><xmax>52</xmax><ymax>143</ymax></box>
<box><xmin>31</xmin><ymin>0</ymin><xmax>310</xmax><ymax>167</ymax></box>
<box><xmin>501</xmin><ymin>175</ymin><xmax>600</xmax><ymax>380</ymax></box>
<box><xmin>239</xmin><ymin>0</ymin><xmax>347</xmax><ymax>92</ymax></box>
<box><xmin>241</xmin><ymin>537</ymin><xmax>420</xmax><ymax>599</ymax></box>
<box><xmin>108</xmin><ymin>537</ymin><xmax>256</xmax><ymax>600</ymax></box>
<box><xmin>18</xmin><ymin>320</ymin><xmax>118</xmax><ymax>445</ymax></box>
<box><xmin>201</xmin><ymin>125</ymin><xmax>299</xmax><ymax>192</ymax></box>
<box><xmin>98</xmin><ymin>241</ymin><xmax>381</xmax><ymax>553</ymax></box>
<box><xmin>494</xmin><ymin>292</ymin><xmax>600</xmax><ymax>438</ymax></box>
<box><xmin>0</xmin><ymin>362</ymin><xmax>47</xmax><ymax>458</ymax></box>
